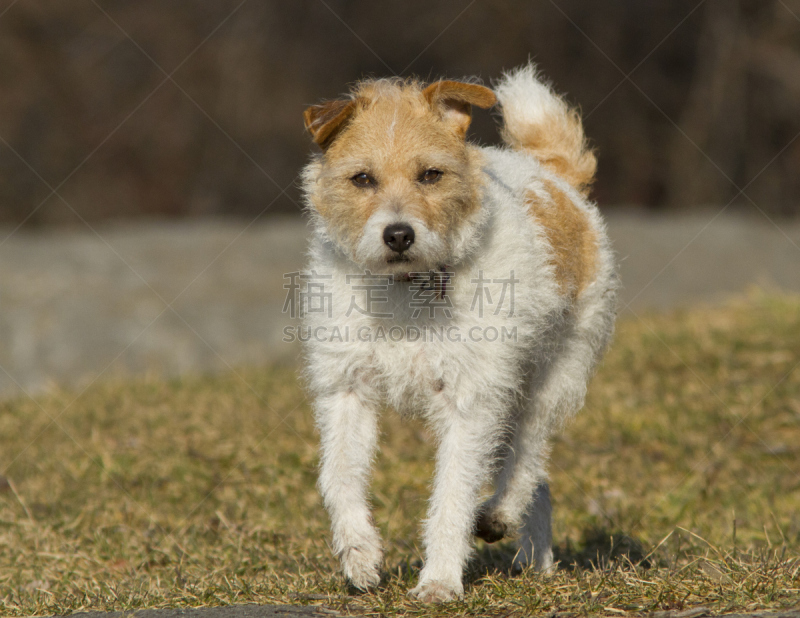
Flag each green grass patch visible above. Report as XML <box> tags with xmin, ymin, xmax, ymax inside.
<box><xmin>1</xmin><ymin>291</ymin><xmax>799</xmax><ymax>616</ymax></box>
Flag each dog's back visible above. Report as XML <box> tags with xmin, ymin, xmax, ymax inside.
<box><xmin>483</xmin><ymin>66</ymin><xmax>614</xmax><ymax>309</ymax></box>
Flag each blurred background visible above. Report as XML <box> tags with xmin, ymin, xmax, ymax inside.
<box><xmin>2</xmin><ymin>0</ymin><xmax>800</xmax><ymax>221</ymax></box>
<box><xmin>1</xmin><ymin>0</ymin><xmax>800</xmax><ymax>395</ymax></box>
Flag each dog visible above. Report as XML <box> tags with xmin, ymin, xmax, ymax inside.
<box><xmin>299</xmin><ymin>64</ymin><xmax>617</xmax><ymax>603</ymax></box>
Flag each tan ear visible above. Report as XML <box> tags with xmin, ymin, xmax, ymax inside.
<box><xmin>303</xmin><ymin>98</ymin><xmax>357</xmax><ymax>150</ymax></box>
<box><xmin>423</xmin><ymin>80</ymin><xmax>497</xmax><ymax>136</ymax></box>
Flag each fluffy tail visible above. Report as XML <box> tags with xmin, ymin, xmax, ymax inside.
<box><xmin>495</xmin><ymin>64</ymin><xmax>596</xmax><ymax>194</ymax></box>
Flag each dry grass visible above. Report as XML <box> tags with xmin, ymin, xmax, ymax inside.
<box><xmin>1</xmin><ymin>290</ymin><xmax>799</xmax><ymax>617</ymax></box>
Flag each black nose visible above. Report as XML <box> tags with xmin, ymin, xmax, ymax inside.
<box><xmin>383</xmin><ymin>224</ymin><xmax>415</xmax><ymax>253</ymax></box>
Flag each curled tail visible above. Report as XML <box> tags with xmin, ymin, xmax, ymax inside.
<box><xmin>495</xmin><ymin>64</ymin><xmax>596</xmax><ymax>195</ymax></box>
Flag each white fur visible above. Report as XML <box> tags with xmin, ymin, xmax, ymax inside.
<box><xmin>301</xmin><ymin>65</ymin><xmax>618</xmax><ymax>602</ymax></box>
<box><xmin>494</xmin><ymin>64</ymin><xmax>569</xmax><ymax>143</ymax></box>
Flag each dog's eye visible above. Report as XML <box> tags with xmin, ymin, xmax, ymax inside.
<box><xmin>351</xmin><ymin>172</ymin><xmax>375</xmax><ymax>187</ymax></box>
<box><xmin>419</xmin><ymin>168</ymin><xmax>443</xmax><ymax>184</ymax></box>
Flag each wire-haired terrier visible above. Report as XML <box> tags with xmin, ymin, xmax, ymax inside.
<box><xmin>299</xmin><ymin>64</ymin><xmax>618</xmax><ymax>602</ymax></box>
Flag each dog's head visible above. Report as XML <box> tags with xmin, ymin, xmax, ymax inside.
<box><xmin>302</xmin><ymin>78</ymin><xmax>496</xmax><ymax>274</ymax></box>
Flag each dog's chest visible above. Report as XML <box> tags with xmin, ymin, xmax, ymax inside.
<box><xmin>325</xmin><ymin>261</ymin><xmax>536</xmax><ymax>414</ymax></box>
<box><xmin>357</xmin><ymin>329</ymin><xmax>450</xmax><ymax>415</ymax></box>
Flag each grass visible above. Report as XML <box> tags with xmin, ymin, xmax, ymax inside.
<box><xmin>1</xmin><ymin>290</ymin><xmax>799</xmax><ymax>617</ymax></box>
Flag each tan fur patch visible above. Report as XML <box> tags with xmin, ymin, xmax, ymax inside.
<box><xmin>423</xmin><ymin>81</ymin><xmax>497</xmax><ymax>136</ymax></box>
<box><xmin>503</xmin><ymin>109</ymin><xmax>596</xmax><ymax>196</ymax></box>
<box><xmin>304</xmin><ymin>99</ymin><xmax>358</xmax><ymax>150</ymax></box>
<box><xmin>528</xmin><ymin>181</ymin><xmax>597</xmax><ymax>300</ymax></box>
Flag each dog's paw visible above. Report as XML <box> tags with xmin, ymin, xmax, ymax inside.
<box><xmin>408</xmin><ymin>579</ymin><xmax>463</xmax><ymax>603</ymax></box>
<box><xmin>341</xmin><ymin>545</ymin><xmax>382</xmax><ymax>591</ymax></box>
<box><xmin>474</xmin><ymin>504</ymin><xmax>508</xmax><ymax>544</ymax></box>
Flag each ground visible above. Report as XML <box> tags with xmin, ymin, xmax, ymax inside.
<box><xmin>0</xmin><ymin>291</ymin><xmax>799</xmax><ymax>617</ymax></box>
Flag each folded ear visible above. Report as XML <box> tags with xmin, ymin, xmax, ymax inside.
<box><xmin>423</xmin><ymin>80</ymin><xmax>497</xmax><ymax>136</ymax></box>
<box><xmin>303</xmin><ymin>98</ymin><xmax>358</xmax><ymax>150</ymax></box>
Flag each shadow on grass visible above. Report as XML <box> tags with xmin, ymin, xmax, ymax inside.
<box><xmin>465</xmin><ymin>526</ymin><xmax>652</xmax><ymax>582</ymax></box>
<box><xmin>555</xmin><ymin>527</ymin><xmax>651</xmax><ymax>570</ymax></box>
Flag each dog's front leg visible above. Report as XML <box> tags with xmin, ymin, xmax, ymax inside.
<box><xmin>315</xmin><ymin>390</ymin><xmax>382</xmax><ymax>590</ymax></box>
<box><xmin>410</xmin><ymin>402</ymin><xmax>502</xmax><ymax>603</ymax></box>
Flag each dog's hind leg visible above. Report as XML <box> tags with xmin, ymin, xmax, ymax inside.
<box><xmin>315</xmin><ymin>389</ymin><xmax>383</xmax><ymax>590</ymax></box>
<box><xmin>481</xmin><ymin>277</ymin><xmax>616</xmax><ymax>569</ymax></box>
<box><xmin>475</xmin><ymin>405</ymin><xmax>553</xmax><ymax>569</ymax></box>
<box><xmin>515</xmin><ymin>481</ymin><xmax>554</xmax><ymax>572</ymax></box>
<box><xmin>478</xmin><ymin>322</ymin><xmax>607</xmax><ymax>572</ymax></box>
<box><xmin>475</xmin><ymin>464</ymin><xmax>553</xmax><ymax>574</ymax></box>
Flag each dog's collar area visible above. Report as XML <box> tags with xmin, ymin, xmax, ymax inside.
<box><xmin>394</xmin><ymin>265</ymin><xmax>450</xmax><ymax>281</ymax></box>
<box><xmin>395</xmin><ymin>266</ymin><xmax>451</xmax><ymax>298</ymax></box>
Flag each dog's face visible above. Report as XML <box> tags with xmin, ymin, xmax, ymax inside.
<box><xmin>302</xmin><ymin>79</ymin><xmax>496</xmax><ymax>274</ymax></box>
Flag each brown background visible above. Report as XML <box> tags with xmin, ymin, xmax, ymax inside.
<box><xmin>1</xmin><ymin>0</ymin><xmax>799</xmax><ymax>227</ymax></box>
